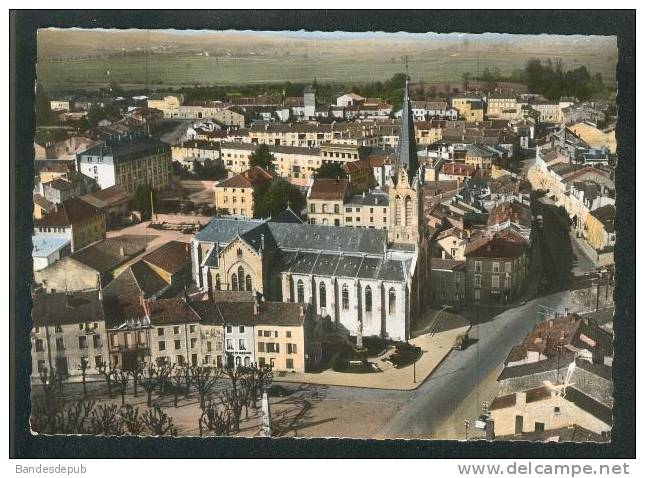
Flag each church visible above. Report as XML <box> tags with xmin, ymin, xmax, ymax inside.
<box><xmin>191</xmin><ymin>78</ymin><xmax>431</xmax><ymax>341</ymax></box>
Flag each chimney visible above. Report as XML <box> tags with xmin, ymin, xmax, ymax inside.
<box><xmin>253</xmin><ymin>301</ymin><xmax>260</xmax><ymax>316</ymax></box>
<box><xmin>119</xmin><ymin>245</ymin><xmax>126</xmax><ymax>257</ymax></box>
<box><xmin>260</xmin><ymin>234</ymin><xmax>265</xmax><ymax>251</ymax></box>
<box><xmin>548</xmin><ymin>319</ymin><xmax>554</xmax><ymax>328</ymax></box>
<box><xmin>54</xmin><ymin>203</ymin><xmax>59</xmax><ymax>213</ymax></box>
<box><xmin>299</xmin><ymin>304</ymin><xmax>305</xmax><ymax>317</ymax></box>
<box><xmin>515</xmin><ymin>391</ymin><xmax>527</xmax><ymax>408</ymax></box>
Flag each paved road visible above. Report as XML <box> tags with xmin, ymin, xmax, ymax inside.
<box><xmin>374</xmin><ymin>290</ymin><xmax>572</xmax><ymax>439</ymax></box>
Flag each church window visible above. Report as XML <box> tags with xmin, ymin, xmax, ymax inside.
<box><xmin>342</xmin><ymin>284</ymin><xmax>349</xmax><ymax>310</ymax></box>
<box><xmin>297</xmin><ymin>280</ymin><xmax>305</xmax><ymax>303</ymax></box>
<box><xmin>237</xmin><ymin>248</ymin><xmax>243</xmax><ymax>258</ymax></box>
<box><xmin>238</xmin><ymin>266</ymin><xmax>245</xmax><ymax>291</ymax></box>
<box><xmin>246</xmin><ymin>275</ymin><xmax>252</xmax><ymax>292</ymax></box>
<box><xmin>388</xmin><ymin>288</ymin><xmax>397</xmax><ymax>314</ymax></box>
<box><xmin>365</xmin><ymin>286</ymin><xmax>372</xmax><ymax>312</ymax></box>
<box><xmin>395</xmin><ymin>196</ymin><xmax>402</xmax><ymax>225</ymax></box>
<box><xmin>405</xmin><ymin>196</ymin><xmax>413</xmax><ymax>226</ymax></box>
<box><xmin>319</xmin><ymin>282</ymin><xmax>327</xmax><ymax>309</ymax></box>
<box><xmin>231</xmin><ymin>273</ymin><xmax>238</xmax><ymax>291</ymax></box>
<box><xmin>215</xmin><ymin>274</ymin><xmax>221</xmax><ymax>290</ymax></box>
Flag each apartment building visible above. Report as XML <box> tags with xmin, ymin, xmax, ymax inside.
<box><xmin>214</xmin><ymin>166</ymin><xmax>275</xmax><ymax>218</ymax></box>
<box><xmin>77</xmin><ymin>134</ymin><xmax>172</xmax><ymax>193</ymax></box>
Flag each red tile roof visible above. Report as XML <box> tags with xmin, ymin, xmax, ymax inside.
<box><xmin>143</xmin><ymin>240</ymin><xmax>191</xmax><ymax>275</ymax></box>
<box><xmin>308</xmin><ymin>178</ymin><xmax>349</xmax><ymax>200</ymax></box>
<box><xmin>216</xmin><ymin>166</ymin><xmax>275</xmax><ymax>189</ymax></box>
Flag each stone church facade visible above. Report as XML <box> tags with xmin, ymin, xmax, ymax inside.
<box><xmin>191</xmin><ymin>79</ymin><xmax>431</xmax><ymax>341</ymax></box>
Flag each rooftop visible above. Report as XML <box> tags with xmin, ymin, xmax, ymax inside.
<box><xmin>32</xmin><ymin>235</ymin><xmax>70</xmax><ymax>258</ymax></box>
<box><xmin>34</xmin><ymin>197</ymin><xmax>102</xmax><ymax>228</ymax></box>
<box><xmin>308</xmin><ymin>178</ymin><xmax>349</xmax><ymax>201</ymax></box>
<box><xmin>32</xmin><ymin>290</ymin><xmax>104</xmax><ymax>326</ymax></box>
<box><xmin>79</xmin><ymin>135</ymin><xmax>170</xmax><ymax>164</ymax></box>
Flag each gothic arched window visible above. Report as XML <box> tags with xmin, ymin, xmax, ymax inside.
<box><xmin>319</xmin><ymin>282</ymin><xmax>327</xmax><ymax>309</ymax></box>
<box><xmin>405</xmin><ymin>196</ymin><xmax>413</xmax><ymax>227</ymax></box>
<box><xmin>231</xmin><ymin>273</ymin><xmax>238</xmax><ymax>291</ymax></box>
<box><xmin>388</xmin><ymin>287</ymin><xmax>397</xmax><ymax>314</ymax></box>
<box><xmin>395</xmin><ymin>195</ymin><xmax>402</xmax><ymax>226</ymax></box>
<box><xmin>365</xmin><ymin>286</ymin><xmax>372</xmax><ymax>312</ymax></box>
<box><xmin>342</xmin><ymin>284</ymin><xmax>349</xmax><ymax>310</ymax></box>
<box><xmin>245</xmin><ymin>275</ymin><xmax>252</xmax><ymax>292</ymax></box>
<box><xmin>215</xmin><ymin>274</ymin><xmax>221</xmax><ymax>290</ymax></box>
<box><xmin>297</xmin><ymin>279</ymin><xmax>305</xmax><ymax>303</ymax></box>
<box><xmin>238</xmin><ymin>266</ymin><xmax>245</xmax><ymax>291</ymax></box>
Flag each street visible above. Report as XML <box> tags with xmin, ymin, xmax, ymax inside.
<box><xmin>375</xmin><ymin>290</ymin><xmax>572</xmax><ymax>439</ymax></box>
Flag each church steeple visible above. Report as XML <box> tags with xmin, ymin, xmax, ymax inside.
<box><xmin>396</xmin><ymin>74</ymin><xmax>419</xmax><ymax>176</ymax></box>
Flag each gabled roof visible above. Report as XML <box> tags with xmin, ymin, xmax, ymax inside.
<box><xmin>70</xmin><ymin>236</ymin><xmax>148</xmax><ymax>273</ymax></box>
<box><xmin>79</xmin><ymin>185</ymin><xmax>130</xmax><ymax>209</ymax></box>
<box><xmin>464</xmin><ymin>234</ymin><xmax>527</xmax><ymax>259</ymax></box>
<box><xmin>215</xmin><ymin>166</ymin><xmax>275</xmax><ymax>189</ymax></box>
<box><xmin>142</xmin><ymin>240</ymin><xmax>191</xmax><ymax>275</ymax></box>
<box><xmin>34</xmin><ymin>197</ymin><xmax>102</xmax><ymax>228</ymax></box>
<box><xmin>32</xmin><ymin>290</ymin><xmax>104</xmax><ymax>326</ymax></box>
<box><xmin>308</xmin><ymin>178</ymin><xmax>349</xmax><ymax>201</ymax></box>
<box><xmin>147</xmin><ymin>298</ymin><xmax>202</xmax><ymax>325</ymax></box>
<box><xmin>269</xmin><ymin>206</ymin><xmax>304</xmax><ymax>224</ymax></box>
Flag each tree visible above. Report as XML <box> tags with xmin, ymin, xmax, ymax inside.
<box><xmin>78</xmin><ymin>357</ymin><xmax>90</xmax><ymax>398</ymax></box>
<box><xmin>190</xmin><ymin>365</ymin><xmax>222</xmax><ymax>410</ymax></box>
<box><xmin>253</xmin><ymin>181</ymin><xmax>305</xmax><ymax>219</ymax></box>
<box><xmin>314</xmin><ymin>163</ymin><xmax>347</xmax><ymax>180</ymax></box>
<box><xmin>142</xmin><ymin>405</ymin><xmax>176</xmax><ymax>436</ymax></box>
<box><xmin>140</xmin><ymin>363</ymin><xmax>158</xmax><ymax>407</ymax></box>
<box><xmin>221</xmin><ymin>388</ymin><xmax>246</xmax><ymax>433</ymax></box>
<box><xmin>97</xmin><ymin>360</ymin><xmax>114</xmax><ymax>399</ymax></box>
<box><xmin>171</xmin><ymin>366</ymin><xmax>186</xmax><ymax>408</ymax></box>
<box><xmin>241</xmin><ymin>363</ymin><xmax>273</xmax><ymax>409</ymax></box>
<box><xmin>120</xmin><ymin>404</ymin><xmax>146</xmax><ymax>435</ymax></box>
<box><xmin>113</xmin><ymin>369</ymin><xmax>131</xmax><ymax>407</ymax></box>
<box><xmin>193</xmin><ymin>159</ymin><xmax>227</xmax><ymax>180</ymax></box>
<box><xmin>249</xmin><ymin>144</ymin><xmax>275</xmax><ymax>171</ymax></box>
<box><xmin>131</xmin><ymin>362</ymin><xmax>144</xmax><ymax>398</ymax></box>
<box><xmin>157</xmin><ymin>362</ymin><xmax>175</xmax><ymax>396</ymax></box>
<box><xmin>90</xmin><ymin>404</ymin><xmax>123</xmax><ymax>435</ymax></box>
<box><xmin>131</xmin><ymin>184</ymin><xmax>156</xmax><ymax>220</ymax></box>
<box><xmin>35</xmin><ymin>83</ymin><xmax>53</xmax><ymax>126</ymax></box>
<box><xmin>199</xmin><ymin>400</ymin><xmax>232</xmax><ymax>437</ymax></box>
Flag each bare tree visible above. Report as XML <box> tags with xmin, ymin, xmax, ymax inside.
<box><xmin>131</xmin><ymin>362</ymin><xmax>144</xmax><ymax>398</ymax></box>
<box><xmin>171</xmin><ymin>366</ymin><xmax>186</xmax><ymax>408</ymax></box>
<box><xmin>221</xmin><ymin>388</ymin><xmax>246</xmax><ymax>433</ymax></box>
<box><xmin>78</xmin><ymin>357</ymin><xmax>90</xmax><ymax>398</ymax></box>
<box><xmin>191</xmin><ymin>365</ymin><xmax>222</xmax><ymax>410</ymax></box>
<box><xmin>241</xmin><ymin>363</ymin><xmax>273</xmax><ymax>409</ymax></box>
<box><xmin>90</xmin><ymin>404</ymin><xmax>123</xmax><ymax>435</ymax></box>
<box><xmin>157</xmin><ymin>362</ymin><xmax>175</xmax><ymax>395</ymax></box>
<box><xmin>140</xmin><ymin>363</ymin><xmax>158</xmax><ymax>407</ymax></box>
<box><xmin>199</xmin><ymin>400</ymin><xmax>231</xmax><ymax>437</ymax></box>
<box><xmin>97</xmin><ymin>360</ymin><xmax>114</xmax><ymax>398</ymax></box>
<box><xmin>113</xmin><ymin>369</ymin><xmax>131</xmax><ymax>407</ymax></box>
<box><xmin>142</xmin><ymin>405</ymin><xmax>176</xmax><ymax>436</ymax></box>
<box><xmin>120</xmin><ymin>404</ymin><xmax>146</xmax><ymax>435</ymax></box>
<box><xmin>61</xmin><ymin>400</ymin><xmax>96</xmax><ymax>434</ymax></box>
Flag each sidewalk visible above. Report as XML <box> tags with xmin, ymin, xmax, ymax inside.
<box><xmin>274</xmin><ymin>313</ymin><xmax>470</xmax><ymax>391</ymax></box>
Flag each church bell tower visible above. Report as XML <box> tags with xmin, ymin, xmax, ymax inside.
<box><xmin>388</xmin><ymin>73</ymin><xmax>424</xmax><ymax>247</ymax></box>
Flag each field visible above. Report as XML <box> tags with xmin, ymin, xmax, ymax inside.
<box><xmin>36</xmin><ymin>30</ymin><xmax>618</xmax><ymax>93</ymax></box>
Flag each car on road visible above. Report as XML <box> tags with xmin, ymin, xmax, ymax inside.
<box><xmin>267</xmin><ymin>385</ymin><xmax>293</xmax><ymax>397</ymax></box>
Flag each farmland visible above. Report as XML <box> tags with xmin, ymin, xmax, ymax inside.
<box><xmin>36</xmin><ymin>29</ymin><xmax>618</xmax><ymax>93</ymax></box>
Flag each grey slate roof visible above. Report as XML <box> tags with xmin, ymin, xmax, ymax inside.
<box><xmin>396</xmin><ymin>78</ymin><xmax>420</xmax><ymax>175</ymax></box>
<box><xmin>196</xmin><ymin>217</ymin><xmax>412</xmax><ymax>282</ymax></box>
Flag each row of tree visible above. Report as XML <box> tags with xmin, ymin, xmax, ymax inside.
<box><xmin>32</xmin><ymin>359</ymin><xmax>274</xmax><ymax>437</ymax></box>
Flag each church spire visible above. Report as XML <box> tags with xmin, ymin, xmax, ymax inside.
<box><xmin>396</xmin><ymin>72</ymin><xmax>419</xmax><ymax>177</ymax></box>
